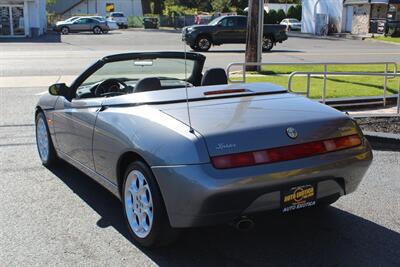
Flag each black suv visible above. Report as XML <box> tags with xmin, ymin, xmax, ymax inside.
<box><xmin>182</xmin><ymin>15</ymin><xmax>288</xmax><ymax>52</ymax></box>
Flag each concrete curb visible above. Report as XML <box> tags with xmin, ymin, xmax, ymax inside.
<box><xmin>286</xmin><ymin>32</ymin><xmax>340</xmax><ymax>41</ymax></box>
<box><xmin>351</xmin><ymin>114</ymin><xmax>400</xmax><ymax>118</ymax></box>
<box><xmin>363</xmin><ymin>131</ymin><xmax>400</xmax><ymax>151</ymax></box>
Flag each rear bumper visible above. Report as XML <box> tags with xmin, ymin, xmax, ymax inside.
<box><xmin>276</xmin><ymin>32</ymin><xmax>288</xmax><ymax>42</ymax></box>
<box><xmin>116</xmin><ymin>22</ymin><xmax>128</xmax><ymax>26</ymax></box>
<box><xmin>152</xmin><ymin>139</ymin><xmax>373</xmax><ymax>228</ymax></box>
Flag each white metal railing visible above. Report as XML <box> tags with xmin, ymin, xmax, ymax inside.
<box><xmin>226</xmin><ymin>62</ymin><xmax>400</xmax><ymax>114</ymax></box>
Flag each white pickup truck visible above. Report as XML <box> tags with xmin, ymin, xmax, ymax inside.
<box><xmin>109</xmin><ymin>12</ymin><xmax>128</xmax><ymax>29</ymax></box>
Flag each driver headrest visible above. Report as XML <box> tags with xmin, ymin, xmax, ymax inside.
<box><xmin>134</xmin><ymin>77</ymin><xmax>162</xmax><ymax>93</ymax></box>
<box><xmin>201</xmin><ymin>68</ymin><xmax>228</xmax><ymax>86</ymax></box>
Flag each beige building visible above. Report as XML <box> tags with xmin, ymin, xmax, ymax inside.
<box><xmin>343</xmin><ymin>0</ymin><xmax>398</xmax><ymax>35</ymax></box>
<box><xmin>0</xmin><ymin>0</ymin><xmax>47</xmax><ymax>37</ymax></box>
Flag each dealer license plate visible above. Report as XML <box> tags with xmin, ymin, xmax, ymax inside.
<box><xmin>282</xmin><ymin>184</ymin><xmax>316</xmax><ymax>213</ymax></box>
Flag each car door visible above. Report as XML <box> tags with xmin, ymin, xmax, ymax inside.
<box><xmin>236</xmin><ymin>17</ymin><xmax>247</xmax><ymax>43</ymax></box>
<box><xmin>213</xmin><ymin>17</ymin><xmax>232</xmax><ymax>43</ymax></box>
<box><xmin>53</xmin><ymin>96</ymin><xmax>103</xmax><ymax>170</ymax></box>
<box><xmin>215</xmin><ymin>17</ymin><xmax>243</xmax><ymax>44</ymax></box>
<box><xmin>72</xmin><ymin>18</ymin><xmax>89</xmax><ymax>32</ymax></box>
<box><xmin>86</xmin><ymin>18</ymin><xmax>97</xmax><ymax>31</ymax></box>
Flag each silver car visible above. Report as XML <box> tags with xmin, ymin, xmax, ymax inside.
<box><xmin>35</xmin><ymin>52</ymin><xmax>373</xmax><ymax>247</ymax></box>
<box><xmin>54</xmin><ymin>17</ymin><xmax>110</xmax><ymax>34</ymax></box>
<box><xmin>281</xmin><ymin>18</ymin><xmax>302</xmax><ymax>31</ymax></box>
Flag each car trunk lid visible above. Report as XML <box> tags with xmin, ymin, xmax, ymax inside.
<box><xmin>160</xmin><ymin>94</ymin><xmax>357</xmax><ymax>157</ymax></box>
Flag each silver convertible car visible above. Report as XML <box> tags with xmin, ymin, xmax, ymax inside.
<box><xmin>35</xmin><ymin>52</ymin><xmax>373</xmax><ymax>247</ymax></box>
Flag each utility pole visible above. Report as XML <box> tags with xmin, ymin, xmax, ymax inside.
<box><xmin>245</xmin><ymin>0</ymin><xmax>265</xmax><ymax>71</ymax></box>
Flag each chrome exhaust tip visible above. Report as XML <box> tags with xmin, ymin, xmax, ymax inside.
<box><xmin>232</xmin><ymin>216</ymin><xmax>255</xmax><ymax>231</ymax></box>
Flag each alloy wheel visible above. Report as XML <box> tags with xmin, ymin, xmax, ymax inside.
<box><xmin>263</xmin><ymin>37</ymin><xmax>273</xmax><ymax>51</ymax></box>
<box><xmin>36</xmin><ymin>116</ymin><xmax>49</xmax><ymax>162</ymax></box>
<box><xmin>61</xmin><ymin>27</ymin><xmax>69</xmax><ymax>34</ymax></box>
<box><xmin>94</xmin><ymin>27</ymin><xmax>102</xmax><ymax>34</ymax></box>
<box><xmin>124</xmin><ymin>170</ymin><xmax>154</xmax><ymax>238</ymax></box>
<box><xmin>198</xmin><ymin>38</ymin><xmax>211</xmax><ymax>50</ymax></box>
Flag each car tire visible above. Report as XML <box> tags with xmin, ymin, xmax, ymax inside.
<box><xmin>60</xmin><ymin>26</ymin><xmax>69</xmax><ymax>35</ymax></box>
<box><xmin>262</xmin><ymin>36</ymin><xmax>274</xmax><ymax>52</ymax></box>
<box><xmin>189</xmin><ymin>45</ymin><xmax>198</xmax><ymax>51</ymax></box>
<box><xmin>35</xmin><ymin>112</ymin><xmax>58</xmax><ymax>167</ymax></box>
<box><xmin>93</xmin><ymin>26</ymin><xmax>102</xmax><ymax>34</ymax></box>
<box><xmin>122</xmin><ymin>161</ymin><xmax>179</xmax><ymax>248</ymax></box>
<box><xmin>195</xmin><ymin>36</ymin><xmax>212</xmax><ymax>52</ymax></box>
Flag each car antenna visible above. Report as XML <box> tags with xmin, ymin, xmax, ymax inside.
<box><xmin>183</xmin><ymin>18</ymin><xmax>194</xmax><ymax>133</ymax></box>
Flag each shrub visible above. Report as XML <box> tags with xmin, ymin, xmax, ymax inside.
<box><xmin>265</xmin><ymin>10</ymin><xmax>278</xmax><ymax>24</ymax></box>
<box><xmin>276</xmin><ymin>9</ymin><xmax>286</xmax><ymax>23</ymax></box>
<box><xmin>163</xmin><ymin>4</ymin><xmax>197</xmax><ymax>16</ymax></box>
<box><xmin>287</xmin><ymin>4</ymin><xmax>302</xmax><ymax>20</ymax></box>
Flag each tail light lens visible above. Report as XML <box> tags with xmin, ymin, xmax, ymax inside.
<box><xmin>211</xmin><ymin>134</ymin><xmax>362</xmax><ymax>169</ymax></box>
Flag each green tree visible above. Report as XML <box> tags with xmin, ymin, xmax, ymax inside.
<box><xmin>153</xmin><ymin>0</ymin><xmax>164</xmax><ymax>14</ymax></box>
<box><xmin>212</xmin><ymin>0</ymin><xmax>232</xmax><ymax>13</ymax></box>
<box><xmin>276</xmin><ymin>9</ymin><xmax>286</xmax><ymax>23</ymax></box>
<box><xmin>142</xmin><ymin>0</ymin><xmax>151</xmax><ymax>14</ymax></box>
<box><xmin>46</xmin><ymin>0</ymin><xmax>56</xmax><ymax>8</ymax></box>
<box><xmin>265</xmin><ymin>9</ymin><xmax>278</xmax><ymax>24</ymax></box>
<box><xmin>287</xmin><ymin>4</ymin><xmax>302</xmax><ymax>20</ymax></box>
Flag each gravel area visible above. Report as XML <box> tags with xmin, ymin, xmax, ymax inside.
<box><xmin>356</xmin><ymin>117</ymin><xmax>400</xmax><ymax>134</ymax></box>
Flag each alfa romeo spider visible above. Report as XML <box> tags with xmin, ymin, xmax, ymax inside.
<box><xmin>35</xmin><ymin>52</ymin><xmax>373</xmax><ymax>247</ymax></box>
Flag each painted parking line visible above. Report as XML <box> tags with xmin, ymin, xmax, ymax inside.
<box><xmin>35</xmin><ymin>91</ymin><xmax>49</xmax><ymax>96</ymax></box>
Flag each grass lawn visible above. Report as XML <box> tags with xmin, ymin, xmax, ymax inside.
<box><xmin>372</xmin><ymin>36</ymin><xmax>400</xmax><ymax>44</ymax></box>
<box><xmin>229</xmin><ymin>64</ymin><xmax>400</xmax><ymax>99</ymax></box>
<box><xmin>258</xmin><ymin>64</ymin><xmax>397</xmax><ymax>75</ymax></box>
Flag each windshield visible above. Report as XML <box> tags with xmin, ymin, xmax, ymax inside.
<box><xmin>208</xmin><ymin>17</ymin><xmax>223</xmax><ymax>25</ymax></box>
<box><xmin>81</xmin><ymin>58</ymin><xmax>196</xmax><ymax>87</ymax></box>
<box><xmin>111</xmin><ymin>13</ymin><xmax>124</xmax><ymax>17</ymax></box>
<box><xmin>65</xmin><ymin>17</ymin><xmax>79</xmax><ymax>23</ymax></box>
<box><xmin>289</xmin><ymin>19</ymin><xmax>300</xmax><ymax>23</ymax></box>
<box><xmin>91</xmin><ymin>16</ymin><xmax>105</xmax><ymax>21</ymax></box>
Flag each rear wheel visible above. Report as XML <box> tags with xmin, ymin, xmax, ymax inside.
<box><xmin>35</xmin><ymin>112</ymin><xmax>58</xmax><ymax>167</ymax></box>
<box><xmin>262</xmin><ymin>36</ymin><xmax>274</xmax><ymax>52</ymax></box>
<box><xmin>60</xmin><ymin>26</ymin><xmax>69</xmax><ymax>35</ymax></box>
<box><xmin>189</xmin><ymin>44</ymin><xmax>198</xmax><ymax>51</ymax></box>
<box><xmin>93</xmin><ymin>26</ymin><xmax>102</xmax><ymax>34</ymax></box>
<box><xmin>195</xmin><ymin>36</ymin><xmax>212</xmax><ymax>52</ymax></box>
<box><xmin>122</xmin><ymin>161</ymin><xmax>179</xmax><ymax>247</ymax></box>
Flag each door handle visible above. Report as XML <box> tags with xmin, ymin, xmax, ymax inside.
<box><xmin>98</xmin><ymin>106</ymin><xmax>108</xmax><ymax>112</ymax></box>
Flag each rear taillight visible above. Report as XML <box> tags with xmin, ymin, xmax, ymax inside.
<box><xmin>211</xmin><ymin>134</ymin><xmax>362</xmax><ymax>169</ymax></box>
<box><xmin>204</xmin><ymin>89</ymin><xmax>248</xmax><ymax>96</ymax></box>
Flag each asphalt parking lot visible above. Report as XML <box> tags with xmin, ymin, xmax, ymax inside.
<box><xmin>2</xmin><ymin>29</ymin><xmax>400</xmax><ymax>79</ymax></box>
<box><xmin>1</xmin><ymin>30</ymin><xmax>400</xmax><ymax>266</ymax></box>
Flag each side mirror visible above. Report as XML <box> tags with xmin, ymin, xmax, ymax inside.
<box><xmin>49</xmin><ymin>83</ymin><xmax>69</xmax><ymax>98</ymax></box>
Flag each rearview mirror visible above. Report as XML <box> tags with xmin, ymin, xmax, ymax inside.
<box><xmin>49</xmin><ymin>83</ymin><xmax>69</xmax><ymax>98</ymax></box>
<box><xmin>134</xmin><ymin>61</ymin><xmax>153</xmax><ymax>67</ymax></box>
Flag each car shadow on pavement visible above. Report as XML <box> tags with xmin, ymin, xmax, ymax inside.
<box><xmin>68</xmin><ymin>32</ymin><xmax>123</xmax><ymax>36</ymax></box>
<box><xmin>49</xmin><ymin>163</ymin><xmax>400</xmax><ymax>266</ymax></box>
<box><xmin>200</xmin><ymin>49</ymin><xmax>303</xmax><ymax>54</ymax></box>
